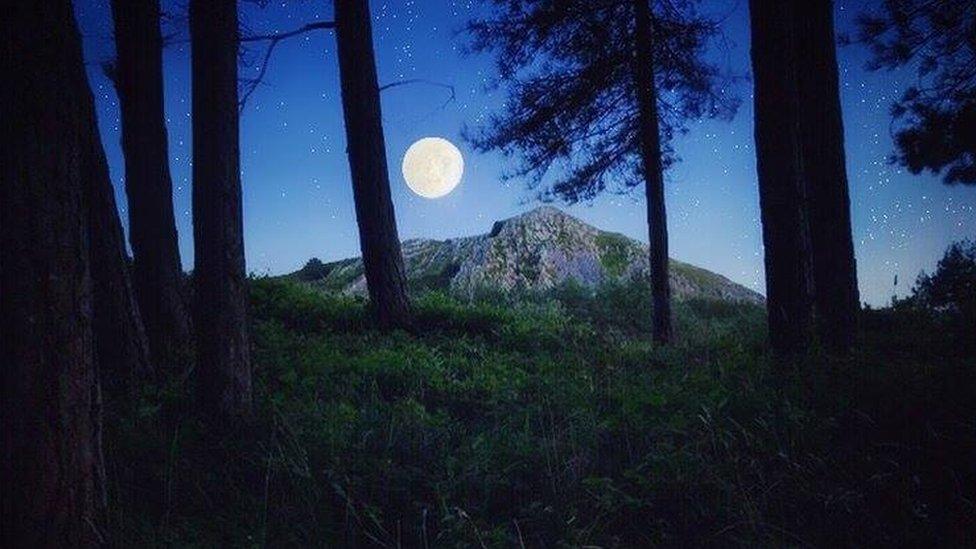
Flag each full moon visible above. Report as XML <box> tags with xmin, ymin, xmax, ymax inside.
<box><xmin>401</xmin><ymin>137</ymin><xmax>464</xmax><ymax>199</ymax></box>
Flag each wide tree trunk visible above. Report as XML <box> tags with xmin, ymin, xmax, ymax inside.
<box><xmin>334</xmin><ymin>0</ymin><xmax>413</xmax><ymax>331</ymax></box>
<box><xmin>111</xmin><ymin>0</ymin><xmax>191</xmax><ymax>369</ymax></box>
<box><xmin>1</xmin><ymin>1</ymin><xmax>109</xmax><ymax>545</ymax></box>
<box><xmin>190</xmin><ymin>0</ymin><xmax>253</xmax><ymax>418</ymax></box>
<box><xmin>793</xmin><ymin>0</ymin><xmax>860</xmax><ymax>353</ymax></box>
<box><xmin>632</xmin><ymin>0</ymin><xmax>673</xmax><ymax>345</ymax></box>
<box><xmin>748</xmin><ymin>0</ymin><xmax>815</xmax><ymax>356</ymax></box>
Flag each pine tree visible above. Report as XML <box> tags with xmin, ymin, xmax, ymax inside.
<box><xmin>749</xmin><ymin>0</ymin><xmax>861</xmax><ymax>355</ymax></box>
<box><xmin>794</xmin><ymin>0</ymin><xmax>860</xmax><ymax>352</ymax></box>
<box><xmin>191</xmin><ymin>0</ymin><xmax>253</xmax><ymax>418</ymax></box>
<box><xmin>632</xmin><ymin>0</ymin><xmax>673</xmax><ymax>343</ymax></box>
<box><xmin>748</xmin><ymin>0</ymin><xmax>814</xmax><ymax>356</ymax></box>
<box><xmin>110</xmin><ymin>0</ymin><xmax>192</xmax><ymax>369</ymax></box>
<box><xmin>1</xmin><ymin>1</ymin><xmax>116</xmax><ymax>544</ymax></box>
<box><xmin>855</xmin><ymin>0</ymin><xmax>975</xmax><ymax>185</ymax></box>
<box><xmin>334</xmin><ymin>0</ymin><xmax>413</xmax><ymax>330</ymax></box>
<box><xmin>467</xmin><ymin>0</ymin><xmax>737</xmax><ymax>345</ymax></box>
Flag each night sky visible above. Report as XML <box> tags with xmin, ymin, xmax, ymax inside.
<box><xmin>74</xmin><ymin>0</ymin><xmax>975</xmax><ymax>306</ymax></box>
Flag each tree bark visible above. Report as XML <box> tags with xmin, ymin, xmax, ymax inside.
<box><xmin>0</xmin><ymin>1</ymin><xmax>108</xmax><ymax>545</ymax></box>
<box><xmin>334</xmin><ymin>0</ymin><xmax>413</xmax><ymax>330</ymax></box>
<box><xmin>632</xmin><ymin>0</ymin><xmax>673</xmax><ymax>345</ymax></box>
<box><xmin>191</xmin><ymin>0</ymin><xmax>253</xmax><ymax>419</ymax></box>
<box><xmin>87</xmin><ymin>88</ymin><xmax>153</xmax><ymax>400</ymax></box>
<box><xmin>793</xmin><ymin>0</ymin><xmax>860</xmax><ymax>353</ymax></box>
<box><xmin>748</xmin><ymin>0</ymin><xmax>815</xmax><ymax>356</ymax></box>
<box><xmin>111</xmin><ymin>0</ymin><xmax>192</xmax><ymax>369</ymax></box>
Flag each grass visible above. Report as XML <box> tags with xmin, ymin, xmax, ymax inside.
<box><xmin>104</xmin><ymin>278</ymin><xmax>975</xmax><ymax>547</ymax></box>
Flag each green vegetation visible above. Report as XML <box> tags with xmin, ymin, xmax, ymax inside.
<box><xmin>672</xmin><ymin>261</ymin><xmax>721</xmax><ymax>288</ymax></box>
<box><xmin>906</xmin><ymin>239</ymin><xmax>976</xmax><ymax>331</ymax></box>
<box><xmin>309</xmin><ymin>258</ymin><xmax>362</xmax><ymax>292</ymax></box>
<box><xmin>595</xmin><ymin>232</ymin><xmax>633</xmax><ymax>277</ymax></box>
<box><xmin>407</xmin><ymin>264</ymin><xmax>460</xmax><ymax>293</ymax></box>
<box><xmin>293</xmin><ymin>258</ymin><xmax>330</xmax><ymax>282</ymax></box>
<box><xmin>105</xmin><ymin>278</ymin><xmax>974</xmax><ymax>547</ymax></box>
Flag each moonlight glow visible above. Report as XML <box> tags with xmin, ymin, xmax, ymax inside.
<box><xmin>401</xmin><ymin>137</ymin><xmax>464</xmax><ymax>199</ymax></box>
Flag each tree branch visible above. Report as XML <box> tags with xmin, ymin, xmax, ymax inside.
<box><xmin>241</xmin><ymin>21</ymin><xmax>335</xmax><ymax>43</ymax></box>
<box><xmin>378</xmin><ymin>78</ymin><xmax>457</xmax><ymax>110</ymax></box>
<box><xmin>239</xmin><ymin>21</ymin><xmax>336</xmax><ymax>111</ymax></box>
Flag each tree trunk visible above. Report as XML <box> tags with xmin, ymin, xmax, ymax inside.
<box><xmin>191</xmin><ymin>0</ymin><xmax>253</xmax><ymax>418</ymax></box>
<box><xmin>793</xmin><ymin>0</ymin><xmax>860</xmax><ymax>353</ymax></box>
<box><xmin>748</xmin><ymin>0</ymin><xmax>815</xmax><ymax>357</ymax></box>
<box><xmin>111</xmin><ymin>0</ymin><xmax>192</xmax><ymax>370</ymax></box>
<box><xmin>86</xmin><ymin>82</ymin><xmax>153</xmax><ymax>400</ymax></box>
<box><xmin>632</xmin><ymin>0</ymin><xmax>673</xmax><ymax>345</ymax></box>
<box><xmin>0</xmin><ymin>1</ymin><xmax>108</xmax><ymax>545</ymax></box>
<box><xmin>334</xmin><ymin>0</ymin><xmax>413</xmax><ymax>331</ymax></box>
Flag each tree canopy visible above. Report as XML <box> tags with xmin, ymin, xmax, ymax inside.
<box><xmin>856</xmin><ymin>0</ymin><xmax>976</xmax><ymax>185</ymax></box>
<box><xmin>466</xmin><ymin>0</ymin><xmax>739</xmax><ymax>203</ymax></box>
<box><xmin>912</xmin><ymin>239</ymin><xmax>976</xmax><ymax>324</ymax></box>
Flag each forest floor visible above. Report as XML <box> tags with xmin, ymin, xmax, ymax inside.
<box><xmin>106</xmin><ymin>278</ymin><xmax>975</xmax><ymax>547</ymax></box>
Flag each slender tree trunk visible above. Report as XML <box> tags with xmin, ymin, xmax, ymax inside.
<box><xmin>748</xmin><ymin>0</ymin><xmax>814</xmax><ymax>356</ymax></box>
<box><xmin>191</xmin><ymin>0</ymin><xmax>252</xmax><ymax>418</ymax></box>
<box><xmin>87</xmin><ymin>92</ymin><xmax>153</xmax><ymax>400</ymax></box>
<box><xmin>111</xmin><ymin>0</ymin><xmax>191</xmax><ymax>369</ymax></box>
<box><xmin>632</xmin><ymin>0</ymin><xmax>673</xmax><ymax>345</ymax></box>
<box><xmin>334</xmin><ymin>0</ymin><xmax>413</xmax><ymax>330</ymax></box>
<box><xmin>1</xmin><ymin>1</ymin><xmax>108</xmax><ymax>545</ymax></box>
<box><xmin>793</xmin><ymin>0</ymin><xmax>860</xmax><ymax>353</ymax></box>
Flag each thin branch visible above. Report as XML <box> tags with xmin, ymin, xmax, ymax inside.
<box><xmin>378</xmin><ymin>78</ymin><xmax>457</xmax><ymax>110</ymax></box>
<box><xmin>239</xmin><ymin>21</ymin><xmax>335</xmax><ymax>111</ymax></box>
<box><xmin>241</xmin><ymin>21</ymin><xmax>335</xmax><ymax>43</ymax></box>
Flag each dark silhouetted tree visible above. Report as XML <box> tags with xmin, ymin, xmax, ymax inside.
<box><xmin>83</xmin><ymin>3</ymin><xmax>158</xmax><ymax>399</ymax></box>
<box><xmin>234</xmin><ymin>4</ymin><xmax>416</xmax><ymax>330</ymax></box>
<box><xmin>110</xmin><ymin>0</ymin><xmax>192</xmax><ymax>369</ymax></box>
<box><xmin>296</xmin><ymin>257</ymin><xmax>330</xmax><ymax>281</ymax></box>
<box><xmin>855</xmin><ymin>0</ymin><xmax>975</xmax><ymax>185</ymax></box>
<box><xmin>632</xmin><ymin>0</ymin><xmax>673</xmax><ymax>344</ymax></box>
<box><xmin>335</xmin><ymin>0</ymin><xmax>413</xmax><ymax>330</ymax></box>
<box><xmin>467</xmin><ymin>0</ymin><xmax>737</xmax><ymax>344</ymax></box>
<box><xmin>748</xmin><ymin>0</ymin><xmax>814</xmax><ymax>356</ymax></box>
<box><xmin>0</xmin><ymin>0</ymin><xmax>126</xmax><ymax>544</ymax></box>
<box><xmin>912</xmin><ymin>239</ymin><xmax>976</xmax><ymax>333</ymax></box>
<box><xmin>88</xmin><ymin>81</ymin><xmax>154</xmax><ymax>400</ymax></box>
<box><xmin>191</xmin><ymin>0</ymin><xmax>252</xmax><ymax>418</ymax></box>
<box><xmin>794</xmin><ymin>0</ymin><xmax>860</xmax><ymax>353</ymax></box>
<box><xmin>749</xmin><ymin>0</ymin><xmax>861</xmax><ymax>355</ymax></box>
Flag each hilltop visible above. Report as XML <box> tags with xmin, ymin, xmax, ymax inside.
<box><xmin>289</xmin><ymin>206</ymin><xmax>763</xmax><ymax>303</ymax></box>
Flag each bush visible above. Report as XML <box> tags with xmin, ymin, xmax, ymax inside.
<box><xmin>910</xmin><ymin>239</ymin><xmax>976</xmax><ymax>345</ymax></box>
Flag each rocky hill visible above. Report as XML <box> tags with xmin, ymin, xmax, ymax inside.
<box><xmin>290</xmin><ymin>206</ymin><xmax>763</xmax><ymax>303</ymax></box>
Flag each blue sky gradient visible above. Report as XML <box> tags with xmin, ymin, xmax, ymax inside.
<box><xmin>75</xmin><ymin>0</ymin><xmax>975</xmax><ymax>305</ymax></box>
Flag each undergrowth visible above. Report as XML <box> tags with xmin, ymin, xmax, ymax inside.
<box><xmin>104</xmin><ymin>278</ymin><xmax>975</xmax><ymax>547</ymax></box>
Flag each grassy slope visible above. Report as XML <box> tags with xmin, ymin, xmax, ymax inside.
<box><xmin>105</xmin><ymin>279</ymin><xmax>975</xmax><ymax>547</ymax></box>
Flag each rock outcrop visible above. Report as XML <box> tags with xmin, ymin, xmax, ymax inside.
<box><xmin>292</xmin><ymin>206</ymin><xmax>763</xmax><ymax>303</ymax></box>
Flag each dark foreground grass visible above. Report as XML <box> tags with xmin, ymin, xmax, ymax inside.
<box><xmin>104</xmin><ymin>279</ymin><xmax>975</xmax><ymax>547</ymax></box>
